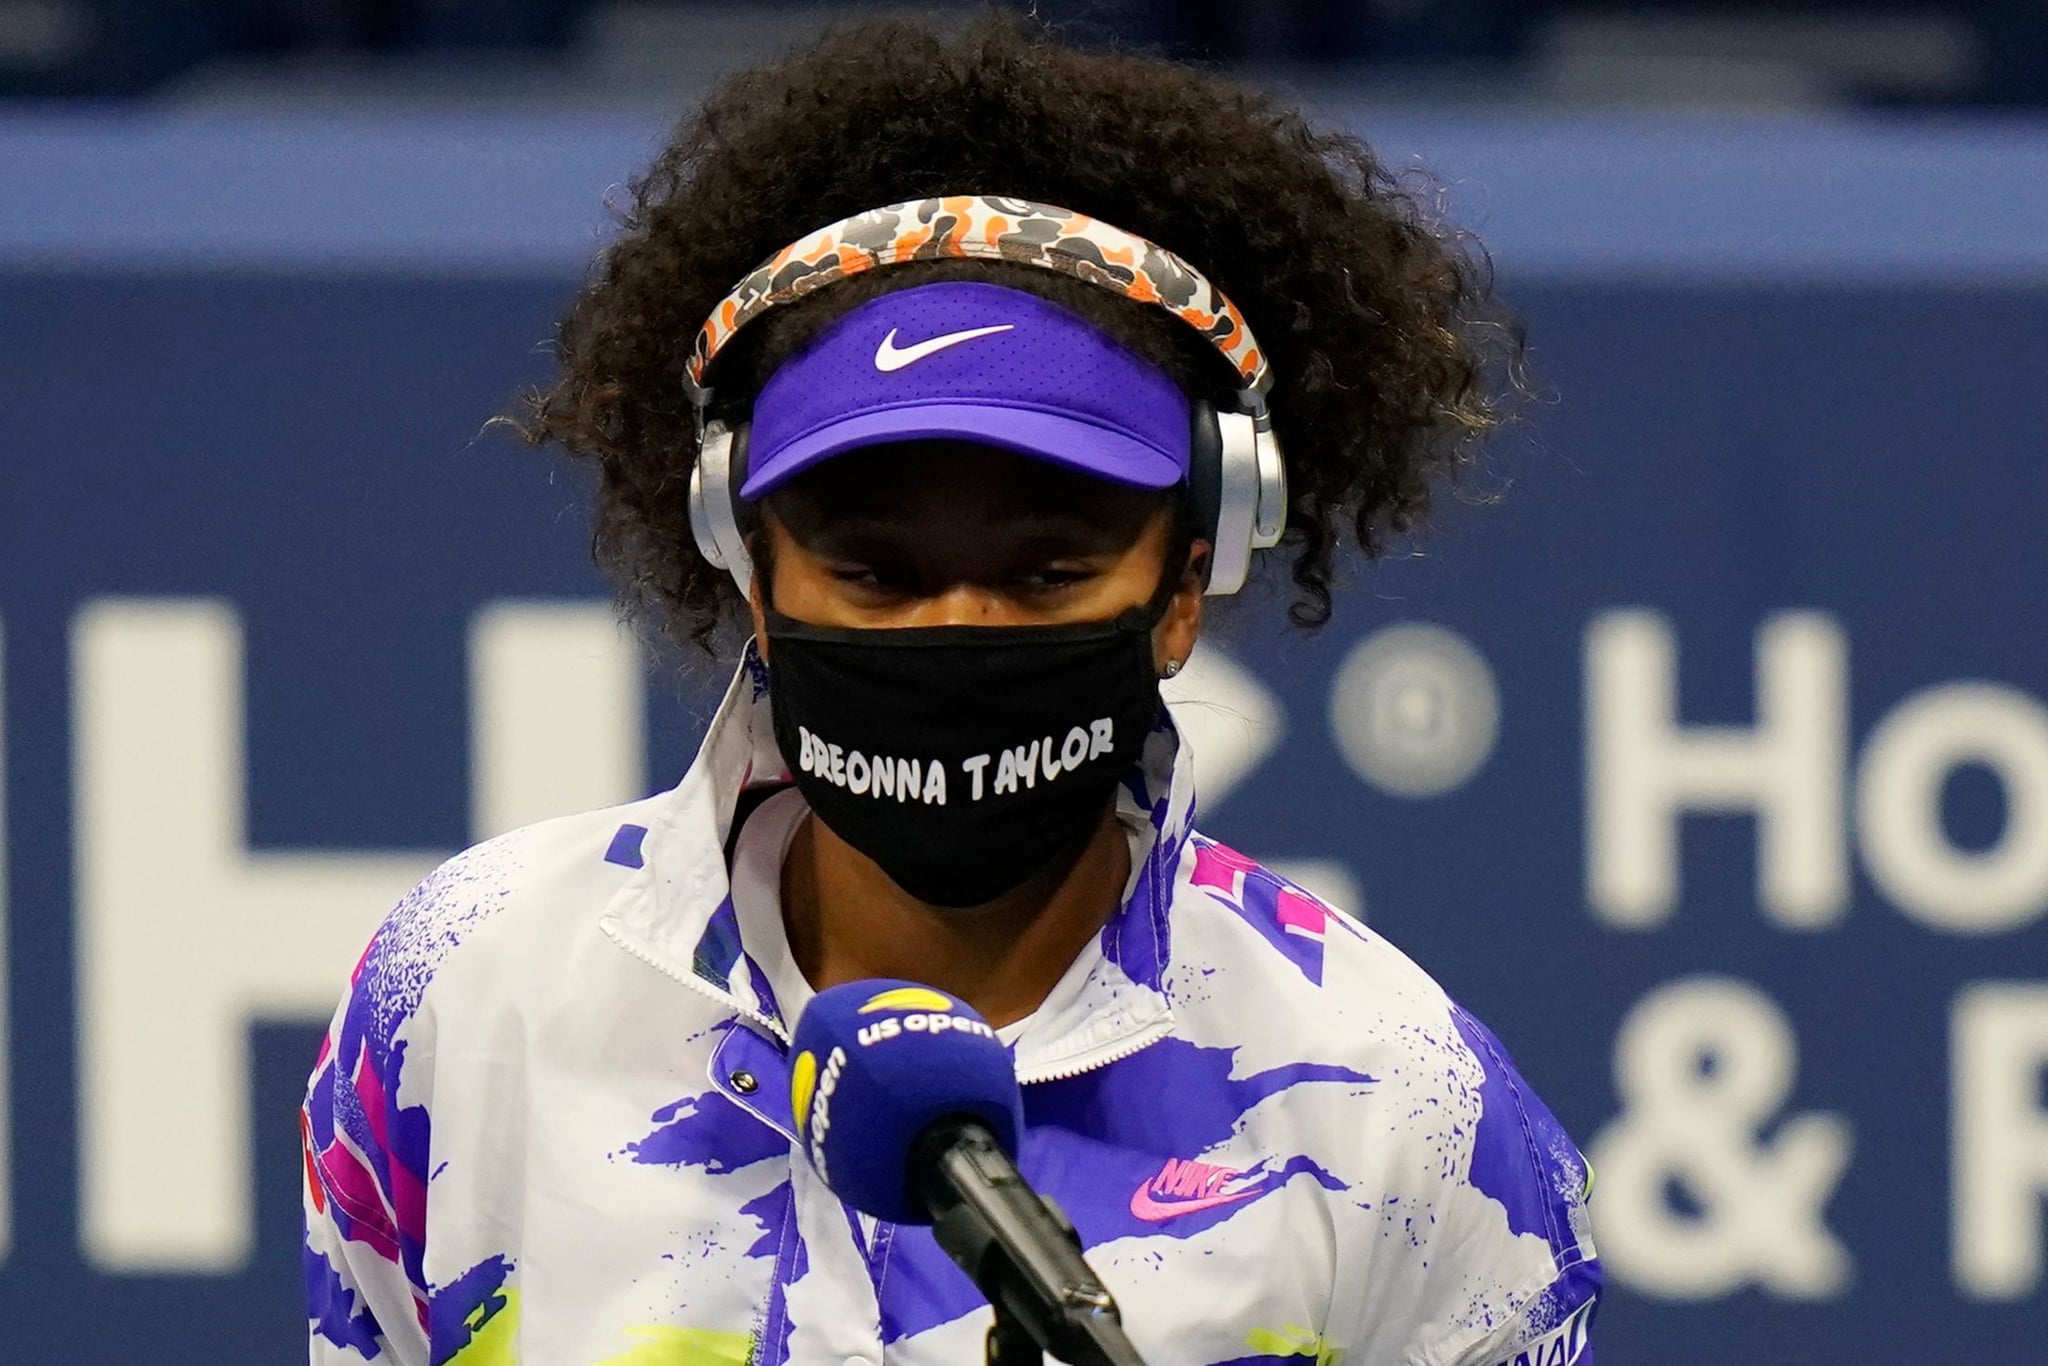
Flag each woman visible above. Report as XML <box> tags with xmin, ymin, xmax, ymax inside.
<box><xmin>304</xmin><ymin>16</ymin><xmax>1598</xmax><ymax>1365</ymax></box>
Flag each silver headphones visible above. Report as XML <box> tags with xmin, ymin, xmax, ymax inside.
<box><xmin>682</xmin><ymin>196</ymin><xmax>1288</xmax><ymax>599</ymax></box>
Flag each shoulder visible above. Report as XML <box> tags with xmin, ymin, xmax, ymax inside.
<box><xmin>1165</xmin><ymin>831</ymin><xmax>1467</xmax><ymax>1056</ymax></box>
<box><xmin>1170</xmin><ymin>832</ymin><xmax>1592</xmax><ymax>1230</ymax></box>
<box><xmin>1164</xmin><ymin>833</ymin><xmax>1600</xmax><ymax>1361</ymax></box>
<box><xmin>341</xmin><ymin>793</ymin><xmax>678</xmax><ymax>1050</ymax></box>
<box><xmin>302</xmin><ymin>790</ymin><xmax>709</xmax><ymax>1321</ymax></box>
<box><xmin>303</xmin><ymin>794</ymin><xmax>682</xmax><ymax>1228</ymax></box>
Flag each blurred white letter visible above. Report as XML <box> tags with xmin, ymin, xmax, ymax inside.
<box><xmin>1953</xmin><ymin>983</ymin><xmax>2048</xmax><ymax>1299</ymax></box>
<box><xmin>470</xmin><ymin>602</ymin><xmax>644</xmax><ymax>839</ymax></box>
<box><xmin>73</xmin><ymin>601</ymin><xmax>440</xmax><ymax>1271</ymax></box>
<box><xmin>1587</xmin><ymin>611</ymin><xmax>1847</xmax><ymax>929</ymax></box>
<box><xmin>1860</xmin><ymin>685</ymin><xmax>2048</xmax><ymax>933</ymax></box>
<box><xmin>73</xmin><ymin>598</ymin><xmax>642</xmax><ymax>1271</ymax></box>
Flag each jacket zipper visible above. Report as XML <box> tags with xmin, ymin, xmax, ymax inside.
<box><xmin>602</xmin><ymin>919</ymin><xmax>791</xmax><ymax>1044</ymax></box>
<box><xmin>614</xmin><ymin>917</ymin><xmax>1173</xmax><ymax>1087</ymax></box>
<box><xmin>606</xmin><ymin>898</ymin><xmax>1176</xmax><ymax>1080</ymax></box>
<box><xmin>1016</xmin><ymin>1015</ymin><xmax>1175</xmax><ymax>1085</ymax></box>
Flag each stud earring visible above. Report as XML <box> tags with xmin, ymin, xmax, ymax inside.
<box><xmin>1162</xmin><ymin>660</ymin><xmax>1183</xmax><ymax>679</ymax></box>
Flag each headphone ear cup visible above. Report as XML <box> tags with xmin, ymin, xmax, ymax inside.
<box><xmin>1206</xmin><ymin>406</ymin><xmax>1260</xmax><ymax>596</ymax></box>
<box><xmin>689</xmin><ymin>419</ymin><xmax>755</xmax><ymax>598</ymax></box>
<box><xmin>1249</xmin><ymin>408</ymin><xmax>1287</xmax><ymax>550</ymax></box>
<box><xmin>688</xmin><ymin>438</ymin><xmax>728</xmax><ymax>571</ymax></box>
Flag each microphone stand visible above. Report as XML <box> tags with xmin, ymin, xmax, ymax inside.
<box><xmin>916</xmin><ymin>1123</ymin><xmax>1148</xmax><ymax>1366</ymax></box>
<box><xmin>986</xmin><ymin>1299</ymin><xmax>1044</xmax><ymax>1366</ymax></box>
<box><xmin>941</xmin><ymin>1196</ymin><xmax>1137</xmax><ymax>1366</ymax></box>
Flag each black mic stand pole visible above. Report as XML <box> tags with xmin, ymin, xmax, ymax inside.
<box><xmin>986</xmin><ymin>1299</ymin><xmax>1043</xmax><ymax>1366</ymax></box>
<box><xmin>952</xmin><ymin>1204</ymin><xmax>1121</xmax><ymax>1366</ymax></box>
<box><xmin>916</xmin><ymin>1123</ymin><xmax>1148</xmax><ymax>1366</ymax></box>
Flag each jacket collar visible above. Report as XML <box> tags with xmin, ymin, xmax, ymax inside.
<box><xmin>600</xmin><ymin>646</ymin><xmax>1196</xmax><ymax>1082</ymax></box>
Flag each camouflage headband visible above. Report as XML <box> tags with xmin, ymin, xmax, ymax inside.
<box><xmin>687</xmin><ymin>195</ymin><xmax>1272</xmax><ymax>396</ymax></box>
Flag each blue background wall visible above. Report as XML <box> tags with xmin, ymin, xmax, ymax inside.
<box><xmin>4</xmin><ymin>114</ymin><xmax>2047</xmax><ymax>1362</ymax></box>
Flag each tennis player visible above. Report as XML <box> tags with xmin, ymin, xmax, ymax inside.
<box><xmin>304</xmin><ymin>16</ymin><xmax>1598</xmax><ymax>1365</ymax></box>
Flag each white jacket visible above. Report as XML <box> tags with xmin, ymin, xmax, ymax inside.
<box><xmin>303</xmin><ymin>655</ymin><xmax>1600</xmax><ymax>1366</ymax></box>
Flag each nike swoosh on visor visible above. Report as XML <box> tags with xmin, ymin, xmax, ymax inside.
<box><xmin>873</xmin><ymin>324</ymin><xmax>1015</xmax><ymax>371</ymax></box>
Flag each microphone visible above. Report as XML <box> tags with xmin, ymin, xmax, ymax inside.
<box><xmin>790</xmin><ymin>980</ymin><xmax>1147</xmax><ymax>1366</ymax></box>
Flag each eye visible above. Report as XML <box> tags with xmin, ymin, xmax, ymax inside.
<box><xmin>827</xmin><ymin>561</ymin><xmax>919</xmax><ymax>596</ymax></box>
<box><xmin>1014</xmin><ymin>564</ymin><xmax>1094</xmax><ymax>593</ymax></box>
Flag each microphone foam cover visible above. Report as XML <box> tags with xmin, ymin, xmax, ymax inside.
<box><xmin>789</xmin><ymin>979</ymin><xmax>1024</xmax><ymax>1225</ymax></box>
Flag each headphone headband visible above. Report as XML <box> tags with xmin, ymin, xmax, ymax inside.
<box><xmin>687</xmin><ymin>195</ymin><xmax>1271</xmax><ymax>397</ymax></box>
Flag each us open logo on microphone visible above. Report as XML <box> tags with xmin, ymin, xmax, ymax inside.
<box><xmin>852</xmin><ymin>986</ymin><xmax>998</xmax><ymax>1047</ymax></box>
<box><xmin>791</xmin><ymin>1045</ymin><xmax>848</xmax><ymax>1180</ymax></box>
<box><xmin>856</xmin><ymin>1013</ymin><xmax>999</xmax><ymax>1047</ymax></box>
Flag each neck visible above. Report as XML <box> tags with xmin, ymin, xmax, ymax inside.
<box><xmin>780</xmin><ymin>803</ymin><xmax>1131</xmax><ymax>1029</ymax></box>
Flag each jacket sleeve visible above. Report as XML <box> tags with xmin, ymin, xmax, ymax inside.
<box><xmin>1441</xmin><ymin>999</ymin><xmax>1597</xmax><ymax>1366</ymax></box>
<box><xmin>1442</xmin><ymin>1265</ymin><xmax>1600</xmax><ymax>1366</ymax></box>
<box><xmin>1387</xmin><ymin>1002</ymin><xmax>1603</xmax><ymax>1366</ymax></box>
<box><xmin>301</xmin><ymin>931</ymin><xmax>436</xmax><ymax>1365</ymax></box>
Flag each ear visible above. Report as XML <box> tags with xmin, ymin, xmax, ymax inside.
<box><xmin>1154</xmin><ymin>538</ymin><xmax>1209</xmax><ymax>676</ymax></box>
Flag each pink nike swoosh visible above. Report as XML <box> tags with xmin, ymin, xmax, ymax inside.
<box><xmin>1128</xmin><ymin>1181</ymin><xmax>1262</xmax><ymax>1222</ymax></box>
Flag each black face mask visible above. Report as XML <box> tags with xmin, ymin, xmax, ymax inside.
<box><xmin>762</xmin><ymin>601</ymin><xmax>1166</xmax><ymax>908</ymax></box>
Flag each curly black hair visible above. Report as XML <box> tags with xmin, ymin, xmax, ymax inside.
<box><xmin>522</xmin><ymin>12</ymin><xmax>1518</xmax><ymax>654</ymax></box>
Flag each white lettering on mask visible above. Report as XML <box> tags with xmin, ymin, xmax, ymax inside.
<box><xmin>962</xmin><ymin>753</ymin><xmax>992</xmax><ymax>800</ymax></box>
<box><xmin>794</xmin><ymin>727</ymin><xmax>947</xmax><ymax>806</ymax></box>
<box><xmin>796</xmin><ymin>717</ymin><xmax>1113</xmax><ymax>807</ymax></box>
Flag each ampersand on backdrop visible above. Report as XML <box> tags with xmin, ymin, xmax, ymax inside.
<box><xmin>1589</xmin><ymin>976</ymin><xmax>1854</xmax><ymax>1299</ymax></box>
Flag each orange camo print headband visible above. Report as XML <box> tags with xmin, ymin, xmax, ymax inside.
<box><xmin>687</xmin><ymin>195</ymin><xmax>1272</xmax><ymax>396</ymax></box>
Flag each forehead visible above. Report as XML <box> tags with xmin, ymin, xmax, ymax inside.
<box><xmin>764</xmin><ymin>441</ymin><xmax>1170</xmax><ymax>544</ymax></box>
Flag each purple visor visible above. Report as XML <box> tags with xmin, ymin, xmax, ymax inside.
<box><xmin>740</xmin><ymin>281</ymin><xmax>1191</xmax><ymax>500</ymax></box>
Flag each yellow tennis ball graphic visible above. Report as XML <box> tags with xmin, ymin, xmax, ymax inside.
<box><xmin>858</xmin><ymin>986</ymin><xmax>955</xmax><ymax>1014</ymax></box>
<box><xmin>790</xmin><ymin>1049</ymin><xmax>818</xmax><ymax>1137</ymax></box>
